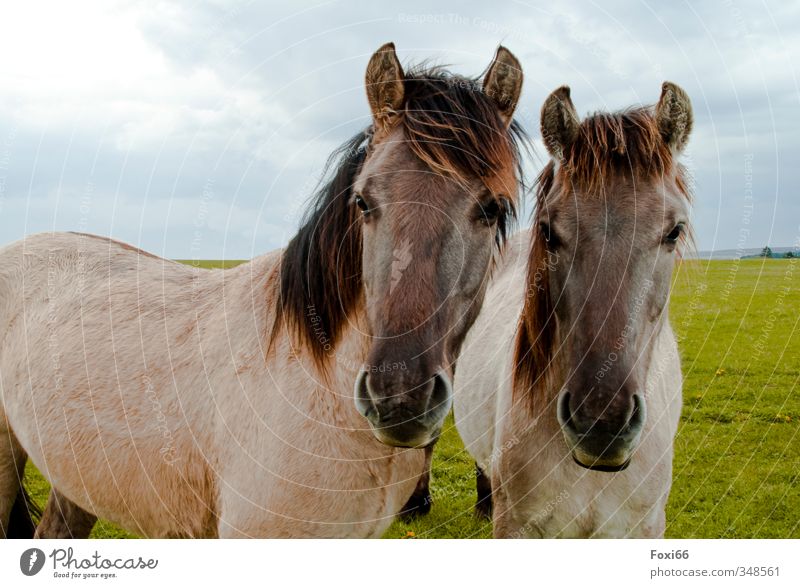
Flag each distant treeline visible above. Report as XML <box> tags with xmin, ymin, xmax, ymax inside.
<box><xmin>742</xmin><ymin>246</ymin><xmax>800</xmax><ymax>259</ymax></box>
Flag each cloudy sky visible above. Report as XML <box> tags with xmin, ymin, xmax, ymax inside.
<box><xmin>0</xmin><ymin>0</ymin><xmax>797</xmax><ymax>259</ymax></box>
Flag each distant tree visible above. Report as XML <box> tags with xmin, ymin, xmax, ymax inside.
<box><xmin>786</xmin><ymin>251</ymin><xmax>795</xmax><ymax>258</ymax></box>
<box><xmin>760</xmin><ymin>246</ymin><xmax>773</xmax><ymax>258</ymax></box>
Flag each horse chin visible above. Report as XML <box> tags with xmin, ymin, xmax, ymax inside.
<box><xmin>571</xmin><ymin>452</ymin><xmax>632</xmax><ymax>472</ymax></box>
<box><xmin>368</xmin><ymin>426</ymin><xmax>438</xmax><ymax>449</ymax></box>
<box><xmin>560</xmin><ymin>428</ymin><xmax>636</xmax><ymax>472</ymax></box>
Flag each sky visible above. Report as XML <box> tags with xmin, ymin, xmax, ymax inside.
<box><xmin>0</xmin><ymin>0</ymin><xmax>797</xmax><ymax>259</ymax></box>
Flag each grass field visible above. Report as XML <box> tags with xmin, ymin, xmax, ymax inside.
<box><xmin>24</xmin><ymin>259</ymin><xmax>800</xmax><ymax>538</ymax></box>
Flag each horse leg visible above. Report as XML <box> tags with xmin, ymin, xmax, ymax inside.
<box><xmin>631</xmin><ymin>499</ymin><xmax>667</xmax><ymax>538</ymax></box>
<box><xmin>474</xmin><ymin>463</ymin><xmax>492</xmax><ymax>519</ymax></box>
<box><xmin>0</xmin><ymin>430</ymin><xmax>38</xmax><ymax>538</ymax></box>
<box><xmin>398</xmin><ymin>444</ymin><xmax>434</xmax><ymax>520</ymax></box>
<box><xmin>490</xmin><ymin>484</ymin><xmax>522</xmax><ymax>538</ymax></box>
<box><xmin>35</xmin><ymin>488</ymin><xmax>96</xmax><ymax>539</ymax></box>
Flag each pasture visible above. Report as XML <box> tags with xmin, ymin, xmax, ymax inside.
<box><xmin>23</xmin><ymin>258</ymin><xmax>800</xmax><ymax>538</ymax></box>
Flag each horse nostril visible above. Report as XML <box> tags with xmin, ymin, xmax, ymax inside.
<box><xmin>354</xmin><ymin>367</ymin><xmax>452</xmax><ymax>423</ymax></box>
<box><xmin>627</xmin><ymin>394</ymin><xmax>646</xmax><ymax>434</ymax></box>
<box><xmin>354</xmin><ymin>370</ymin><xmax>377</xmax><ymax>419</ymax></box>
<box><xmin>557</xmin><ymin>390</ymin><xmax>575</xmax><ymax>432</ymax></box>
<box><xmin>353</xmin><ymin>367</ymin><xmax>452</xmax><ymax>448</ymax></box>
<box><xmin>558</xmin><ymin>391</ymin><xmax>645</xmax><ymax>437</ymax></box>
<box><xmin>426</xmin><ymin>371</ymin><xmax>453</xmax><ymax>416</ymax></box>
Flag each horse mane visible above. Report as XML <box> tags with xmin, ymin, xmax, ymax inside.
<box><xmin>275</xmin><ymin>65</ymin><xmax>529</xmax><ymax>366</ymax></box>
<box><xmin>513</xmin><ymin>106</ymin><xmax>691</xmax><ymax>409</ymax></box>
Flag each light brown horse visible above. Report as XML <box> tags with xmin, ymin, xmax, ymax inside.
<box><xmin>0</xmin><ymin>43</ymin><xmax>527</xmax><ymax>538</ymax></box>
<box><xmin>455</xmin><ymin>83</ymin><xmax>692</xmax><ymax>537</ymax></box>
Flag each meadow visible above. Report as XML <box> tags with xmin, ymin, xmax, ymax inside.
<box><xmin>24</xmin><ymin>259</ymin><xmax>800</xmax><ymax>538</ymax></box>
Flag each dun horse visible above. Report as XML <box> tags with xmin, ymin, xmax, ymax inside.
<box><xmin>0</xmin><ymin>43</ymin><xmax>527</xmax><ymax>538</ymax></box>
<box><xmin>454</xmin><ymin>83</ymin><xmax>692</xmax><ymax>537</ymax></box>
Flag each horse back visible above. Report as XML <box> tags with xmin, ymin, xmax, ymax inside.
<box><xmin>0</xmin><ymin>232</ymin><xmax>273</xmax><ymax>537</ymax></box>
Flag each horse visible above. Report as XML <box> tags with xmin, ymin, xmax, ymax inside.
<box><xmin>0</xmin><ymin>43</ymin><xmax>528</xmax><ymax>538</ymax></box>
<box><xmin>453</xmin><ymin>82</ymin><xmax>693</xmax><ymax>537</ymax></box>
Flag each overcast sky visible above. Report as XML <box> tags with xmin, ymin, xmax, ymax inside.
<box><xmin>0</xmin><ymin>0</ymin><xmax>797</xmax><ymax>259</ymax></box>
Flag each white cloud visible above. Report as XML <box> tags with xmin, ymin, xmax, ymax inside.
<box><xmin>0</xmin><ymin>0</ymin><xmax>797</xmax><ymax>257</ymax></box>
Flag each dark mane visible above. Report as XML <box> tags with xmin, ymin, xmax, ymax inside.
<box><xmin>275</xmin><ymin>66</ymin><xmax>529</xmax><ymax>364</ymax></box>
<box><xmin>513</xmin><ymin>106</ymin><xmax>691</xmax><ymax>409</ymax></box>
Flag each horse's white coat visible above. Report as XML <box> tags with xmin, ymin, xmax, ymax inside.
<box><xmin>0</xmin><ymin>233</ymin><xmax>423</xmax><ymax>537</ymax></box>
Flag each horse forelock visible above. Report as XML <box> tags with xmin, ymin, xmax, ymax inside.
<box><xmin>552</xmin><ymin>106</ymin><xmax>691</xmax><ymax>201</ymax></box>
<box><xmin>399</xmin><ymin>67</ymin><xmax>528</xmax><ymax>215</ymax></box>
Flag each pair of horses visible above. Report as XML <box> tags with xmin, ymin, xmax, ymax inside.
<box><xmin>0</xmin><ymin>43</ymin><xmax>691</xmax><ymax>538</ymax></box>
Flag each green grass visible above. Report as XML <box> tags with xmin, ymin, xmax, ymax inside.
<box><xmin>384</xmin><ymin>412</ymin><xmax>493</xmax><ymax>539</ymax></box>
<box><xmin>173</xmin><ymin>259</ymin><xmax>247</xmax><ymax>269</ymax></box>
<box><xmin>664</xmin><ymin>259</ymin><xmax>800</xmax><ymax>538</ymax></box>
<box><xmin>24</xmin><ymin>259</ymin><xmax>800</xmax><ymax>538</ymax></box>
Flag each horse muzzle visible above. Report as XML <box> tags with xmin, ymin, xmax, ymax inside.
<box><xmin>557</xmin><ymin>391</ymin><xmax>646</xmax><ymax>472</ymax></box>
<box><xmin>354</xmin><ymin>369</ymin><xmax>452</xmax><ymax>448</ymax></box>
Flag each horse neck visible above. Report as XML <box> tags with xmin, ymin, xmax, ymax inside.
<box><xmin>274</xmin><ymin>298</ymin><xmax>370</xmax><ymax>423</ymax></box>
<box><xmin>319</xmin><ymin>306</ymin><xmax>371</xmax><ymax>391</ymax></box>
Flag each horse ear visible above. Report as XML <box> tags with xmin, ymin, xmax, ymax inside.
<box><xmin>365</xmin><ymin>42</ymin><xmax>405</xmax><ymax>129</ymax></box>
<box><xmin>655</xmin><ymin>81</ymin><xmax>693</xmax><ymax>153</ymax></box>
<box><xmin>540</xmin><ymin>85</ymin><xmax>580</xmax><ymax>161</ymax></box>
<box><xmin>482</xmin><ymin>46</ymin><xmax>523</xmax><ymax>126</ymax></box>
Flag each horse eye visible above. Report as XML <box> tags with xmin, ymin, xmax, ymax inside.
<box><xmin>478</xmin><ymin>199</ymin><xmax>501</xmax><ymax>226</ymax></box>
<box><xmin>664</xmin><ymin>223</ymin><xmax>684</xmax><ymax>244</ymax></box>
<box><xmin>539</xmin><ymin>221</ymin><xmax>561</xmax><ymax>248</ymax></box>
<box><xmin>354</xmin><ymin>194</ymin><xmax>370</xmax><ymax>215</ymax></box>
